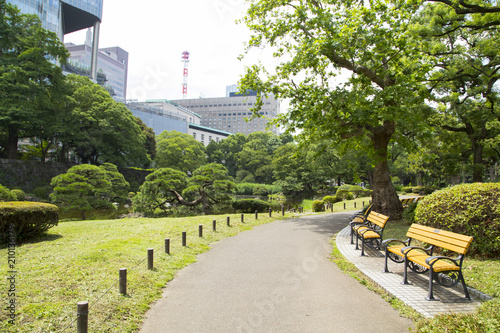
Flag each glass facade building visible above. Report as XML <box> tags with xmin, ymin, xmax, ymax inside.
<box><xmin>6</xmin><ymin>0</ymin><xmax>103</xmax><ymax>41</ymax></box>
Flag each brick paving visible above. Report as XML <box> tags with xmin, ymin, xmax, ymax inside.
<box><xmin>336</xmin><ymin>225</ymin><xmax>485</xmax><ymax>318</ymax></box>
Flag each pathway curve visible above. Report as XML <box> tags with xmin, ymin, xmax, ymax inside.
<box><xmin>139</xmin><ymin>213</ymin><xmax>413</xmax><ymax>333</ymax></box>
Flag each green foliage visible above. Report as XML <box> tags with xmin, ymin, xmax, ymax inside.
<box><xmin>401</xmin><ymin>186</ymin><xmax>413</xmax><ymax>193</ymax></box>
<box><xmin>32</xmin><ymin>185</ymin><xmax>52</xmax><ymax>200</ymax></box>
<box><xmin>413</xmin><ymin>298</ymin><xmax>500</xmax><ymax>333</ymax></box>
<box><xmin>50</xmin><ymin>164</ymin><xmax>115</xmax><ymax>220</ymax></box>
<box><xmin>99</xmin><ymin>163</ymin><xmax>130</xmax><ymax>203</ymax></box>
<box><xmin>349</xmin><ymin>185</ymin><xmax>364</xmax><ymax>198</ymax></box>
<box><xmin>336</xmin><ymin>189</ymin><xmax>353</xmax><ymax>201</ymax></box>
<box><xmin>10</xmin><ymin>189</ymin><xmax>25</xmax><ymax>201</ymax></box>
<box><xmin>323</xmin><ymin>195</ymin><xmax>340</xmax><ymax>204</ymax></box>
<box><xmin>134</xmin><ymin>164</ymin><xmax>236</xmax><ymax>216</ymax></box>
<box><xmin>0</xmin><ymin>184</ymin><xmax>13</xmax><ymax>201</ymax></box>
<box><xmin>232</xmin><ymin>199</ymin><xmax>270</xmax><ymax>213</ymax></box>
<box><xmin>0</xmin><ymin>201</ymin><xmax>58</xmax><ymax>242</ymax></box>
<box><xmin>415</xmin><ymin>183</ymin><xmax>500</xmax><ymax>257</ymax></box>
<box><xmin>312</xmin><ymin>200</ymin><xmax>325</xmax><ymax>212</ymax></box>
<box><xmin>253</xmin><ymin>184</ymin><xmax>269</xmax><ymax>196</ymax></box>
<box><xmin>402</xmin><ymin>202</ymin><xmax>418</xmax><ymax>224</ymax></box>
<box><xmin>155</xmin><ymin>131</ymin><xmax>206</xmax><ymax>173</ymax></box>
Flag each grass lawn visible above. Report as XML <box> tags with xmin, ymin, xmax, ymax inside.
<box><xmin>0</xmin><ymin>212</ymin><xmax>298</xmax><ymax>332</ymax></box>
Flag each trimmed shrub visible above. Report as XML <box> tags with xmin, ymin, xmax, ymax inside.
<box><xmin>401</xmin><ymin>186</ymin><xmax>413</xmax><ymax>193</ymax></box>
<box><xmin>415</xmin><ymin>183</ymin><xmax>500</xmax><ymax>258</ymax></box>
<box><xmin>232</xmin><ymin>199</ymin><xmax>270</xmax><ymax>213</ymax></box>
<box><xmin>337</xmin><ymin>184</ymin><xmax>352</xmax><ymax>192</ymax></box>
<box><xmin>323</xmin><ymin>195</ymin><xmax>340</xmax><ymax>204</ymax></box>
<box><xmin>32</xmin><ymin>186</ymin><xmax>53</xmax><ymax>200</ymax></box>
<box><xmin>312</xmin><ymin>200</ymin><xmax>325</xmax><ymax>212</ymax></box>
<box><xmin>336</xmin><ymin>189</ymin><xmax>353</xmax><ymax>200</ymax></box>
<box><xmin>0</xmin><ymin>184</ymin><xmax>14</xmax><ymax>201</ymax></box>
<box><xmin>236</xmin><ymin>183</ymin><xmax>256</xmax><ymax>195</ymax></box>
<box><xmin>253</xmin><ymin>185</ymin><xmax>269</xmax><ymax>196</ymax></box>
<box><xmin>350</xmin><ymin>185</ymin><xmax>364</xmax><ymax>198</ymax></box>
<box><xmin>11</xmin><ymin>189</ymin><xmax>26</xmax><ymax>201</ymax></box>
<box><xmin>0</xmin><ymin>202</ymin><xmax>59</xmax><ymax>242</ymax></box>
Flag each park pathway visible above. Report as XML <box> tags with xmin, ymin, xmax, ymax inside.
<box><xmin>139</xmin><ymin>213</ymin><xmax>413</xmax><ymax>333</ymax></box>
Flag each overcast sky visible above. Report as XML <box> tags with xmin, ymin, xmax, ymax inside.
<box><xmin>65</xmin><ymin>0</ymin><xmax>261</xmax><ymax>101</ymax></box>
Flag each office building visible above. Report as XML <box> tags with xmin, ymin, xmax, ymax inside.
<box><xmin>65</xmin><ymin>29</ymin><xmax>129</xmax><ymax>100</ymax></box>
<box><xmin>7</xmin><ymin>0</ymin><xmax>104</xmax><ymax>80</ymax></box>
<box><xmin>128</xmin><ymin>100</ymin><xmax>231</xmax><ymax>146</ymax></box>
<box><xmin>171</xmin><ymin>93</ymin><xmax>280</xmax><ymax>136</ymax></box>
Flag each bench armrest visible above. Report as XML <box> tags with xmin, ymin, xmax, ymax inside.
<box><xmin>381</xmin><ymin>238</ymin><xmax>409</xmax><ymax>249</ymax></box>
<box><xmin>401</xmin><ymin>245</ymin><xmax>431</xmax><ymax>256</ymax></box>
<box><xmin>425</xmin><ymin>255</ymin><xmax>460</xmax><ymax>267</ymax></box>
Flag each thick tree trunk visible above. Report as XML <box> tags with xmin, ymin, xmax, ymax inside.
<box><xmin>471</xmin><ymin>142</ymin><xmax>484</xmax><ymax>182</ymax></box>
<box><xmin>369</xmin><ymin>122</ymin><xmax>403</xmax><ymax>219</ymax></box>
<box><xmin>6</xmin><ymin>126</ymin><xmax>19</xmax><ymax>160</ymax></box>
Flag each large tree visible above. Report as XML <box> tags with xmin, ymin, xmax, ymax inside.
<box><xmin>155</xmin><ymin>130</ymin><xmax>206</xmax><ymax>173</ymax></box>
<box><xmin>240</xmin><ymin>0</ymin><xmax>432</xmax><ymax>217</ymax></box>
<box><xmin>0</xmin><ymin>0</ymin><xmax>69</xmax><ymax>159</ymax></box>
<box><xmin>414</xmin><ymin>1</ymin><xmax>500</xmax><ymax>182</ymax></box>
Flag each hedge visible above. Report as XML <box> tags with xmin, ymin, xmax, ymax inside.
<box><xmin>232</xmin><ymin>199</ymin><xmax>271</xmax><ymax>213</ymax></box>
<box><xmin>312</xmin><ymin>200</ymin><xmax>324</xmax><ymax>212</ymax></box>
<box><xmin>0</xmin><ymin>202</ymin><xmax>59</xmax><ymax>242</ymax></box>
<box><xmin>414</xmin><ymin>183</ymin><xmax>500</xmax><ymax>258</ymax></box>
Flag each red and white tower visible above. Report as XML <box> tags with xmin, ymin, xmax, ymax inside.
<box><xmin>181</xmin><ymin>51</ymin><xmax>190</xmax><ymax>99</ymax></box>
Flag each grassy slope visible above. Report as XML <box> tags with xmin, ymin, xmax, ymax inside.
<box><xmin>0</xmin><ymin>213</ymin><xmax>295</xmax><ymax>332</ymax></box>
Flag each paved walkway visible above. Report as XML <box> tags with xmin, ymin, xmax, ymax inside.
<box><xmin>336</xmin><ymin>221</ymin><xmax>485</xmax><ymax>318</ymax></box>
<box><xmin>140</xmin><ymin>213</ymin><xmax>413</xmax><ymax>332</ymax></box>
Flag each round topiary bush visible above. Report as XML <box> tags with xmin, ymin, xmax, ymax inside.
<box><xmin>232</xmin><ymin>199</ymin><xmax>270</xmax><ymax>213</ymax></box>
<box><xmin>414</xmin><ymin>183</ymin><xmax>500</xmax><ymax>258</ymax></box>
<box><xmin>0</xmin><ymin>202</ymin><xmax>59</xmax><ymax>242</ymax></box>
<box><xmin>312</xmin><ymin>200</ymin><xmax>325</xmax><ymax>212</ymax></box>
<box><xmin>0</xmin><ymin>184</ymin><xmax>14</xmax><ymax>201</ymax></box>
<box><xmin>11</xmin><ymin>189</ymin><xmax>26</xmax><ymax>201</ymax></box>
<box><xmin>323</xmin><ymin>195</ymin><xmax>340</xmax><ymax>204</ymax></box>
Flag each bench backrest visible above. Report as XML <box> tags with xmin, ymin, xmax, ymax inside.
<box><xmin>406</xmin><ymin>224</ymin><xmax>474</xmax><ymax>255</ymax></box>
<box><xmin>366</xmin><ymin>211</ymin><xmax>390</xmax><ymax>229</ymax></box>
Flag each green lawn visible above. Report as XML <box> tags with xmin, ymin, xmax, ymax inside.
<box><xmin>0</xmin><ymin>212</ymin><xmax>297</xmax><ymax>332</ymax></box>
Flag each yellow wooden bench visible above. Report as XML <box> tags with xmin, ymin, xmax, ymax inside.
<box><xmin>349</xmin><ymin>204</ymin><xmax>373</xmax><ymax>244</ymax></box>
<box><xmin>351</xmin><ymin>211</ymin><xmax>390</xmax><ymax>256</ymax></box>
<box><xmin>382</xmin><ymin>223</ymin><xmax>474</xmax><ymax>300</ymax></box>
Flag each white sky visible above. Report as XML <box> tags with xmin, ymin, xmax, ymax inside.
<box><xmin>65</xmin><ymin>0</ymin><xmax>263</xmax><ymax>101</ymax></box>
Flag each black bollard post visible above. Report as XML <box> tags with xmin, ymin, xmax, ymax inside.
<box><xmin>227</xmin><ymin>216</ymin><xmax>230</xmax><ymax>226</ymax></box>
<box><xmin>148</xmin><ymin>249</ymin><xmax>154</xmax><ymax>270</ymax></box>
<box><xmin>119</xmin><ymin>268</ymin><xmax>127</xmax><ymax>295</ymax></box>
<box><xmin>199</xmin><ymin>225</ymin><xmax>203</xmax><ymax>237</ymax></box>
<box><xmin>165</xmin><ymin>238</ymin><xmax>170</xmax><ymax>254</ymax></box>
<box><xmin>269</xmin><ymin>208</ymin><xmax>272</xmax><ymax>217</ymax></box>
<box><xmin>281</xmin><ymin>206</ymin><xmax>285</xmax><ymax>216</ymax></box>
<box><xmin>255</xmin><ymin>210</ymin><xmax>258</xmax><ymax>219</ymax></box>
<box><xmin>241</xmin><ymin>214</ymin><xmax>244</xmax><ymax>223</ymax></box>
<box><xmin>77</xmin><ymin>301</ymin><xmax>88</xmax><ymax>333</ymax></box>
<box><xmin>182</xmin><ymin>232</ymin><xmax>187</xmax><ymax>246</ymax></box>
<box><xmin>213</xmin><ymin>220</ymin><xmax>217</xmax><ymax>231</ymax></box>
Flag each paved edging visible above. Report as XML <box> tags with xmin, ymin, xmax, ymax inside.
<box><xmin>336</xmin><ymin>226</ymin><xmax>483</xmax><ymax>318</ymax></box>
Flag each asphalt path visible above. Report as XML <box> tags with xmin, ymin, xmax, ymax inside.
<box><xmin>139</xmin><ymin>213</ymin><xmax>413</xmax><ymax>333</ymax></box>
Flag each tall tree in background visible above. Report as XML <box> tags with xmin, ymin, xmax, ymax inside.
<box><xmin>155</xmin><ymin>131</ymin><xmax>206</xmax><ymax>174</ymax></box>
<box><xmin>0</xmin><ymin>0</ymin><xmax>69</xmax><ymax>159</ymax></box>
<box><xmin>240</xmin><ymin>0</ymin><xmax>432</xmax><ymax>218</ymax></box>
<box><xmin>414</xmin><ymin>1</ymin><xmax>500</xmax><ymax>182</ymax></box>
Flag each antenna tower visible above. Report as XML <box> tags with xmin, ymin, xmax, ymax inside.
<box><xmin>181</xmin><ymin>51</ymin><xmax>190</xmax><ymax>99</ymax></box>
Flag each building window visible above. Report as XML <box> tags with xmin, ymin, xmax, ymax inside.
<box><xmin>193</xmin><ymin>132</ymin><xmax>197</xmax><ymax>139</ymax></box>
<box><xmin>209</xmin><ymin>136</ymin><xmax>212</xmax><ymax>142</ymax></box>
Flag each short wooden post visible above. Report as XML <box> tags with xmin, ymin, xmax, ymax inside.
<box><xmin>119</xmin><ymin>268</ymin><xmax>127</xmax><ymax>295</ymax></box>
<box><xmin>241</xmin><ymin>214</ymin><xmax>244</xmax><ymax>223</ymax></box>
<box><xmin>227</xmin><ymin>216</ymin><xmax>230</xmax><ymax>226</ymax></box>
<box><xmin>362</xmin><ymin>201</ymin><xmax>365</xmax><ymax>207</ymax></box>
<box><xmin>255</xmin><ymin>210</ymin><xmax>258</xmax><ymax>219</ymax></box>
<box><xmin>148</xmin><ymin>248</ymin><xmax>154</xmax><ymax>270</ymax></box>
<box><xmin>77</xmin><ymin>301</ymin><xmax>88</xmax><ymax>333</ymax></box>
<box><xmin>213</xmin><ymin>220</ymin><xmax>217</xmax><ymax>231</ymax></box>
<box><xmin>182</xmin><ymin>232</ymin><xmax>187</xmax><ymax>246</ymax></box>
<box><xmin>354</xmin><ymin>202</ymin><xmax>357</xmax><ymax>209</ymax></box>
<box><xmin>282</xmin><ymin>206</ymin><xmax>285</xmax><ymax>216</ymax></box>
<box><xmin>199</xmin><ymin>225</ymin><xmax>203</xmax><ymax>237</ymax></box>
<box><xmin>344</xmin><ymin>202</ymin><xmax>346</xmax><ymax>210</ymax></box>
<box><xmin>269</xmin><ymin>208</ymin><xmax>272</xmax><ymax>217</ymax></box>
<box><xmin>165</xmin><ymin>238</ymin><xmax>170</xmax><ymax>254</ymax></box>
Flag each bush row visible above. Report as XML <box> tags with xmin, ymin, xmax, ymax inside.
<box><xmin>236</xmin><ymin>183</ymin><xmax>282</xmax><ymax>196</ymax></box>
<box><xmin>0</xmin><ymin>202</ymin><xmax>59</xmax><ymax>242</ymax></box>
<box><xmin>401</xmin><ymin>185</ymin><xmax>437</xmax><ymax>195</ymax></box>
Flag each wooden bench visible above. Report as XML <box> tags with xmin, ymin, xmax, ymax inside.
<box><xmin>349</xmin><ymin>204</ymin><xmax>373</xmax><ymax>244</ymax></box>
<box><xmin>351</xmin><ymin>211</ymin><xmax>390</xmax><ymax>256</ymax></box>
<box><xmin>382</xmin><ymin>223</ymin><xmax>474</xmax><ymax>300</ymax></box>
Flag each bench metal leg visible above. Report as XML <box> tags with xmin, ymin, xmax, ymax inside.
<box><xmin>426</xmin><ymin>269</ymin><xmax>438</xmax><ymax>301</ymax></box>
<box><xmin>402</xmin><ymin>258</ymin><xmax>411</xmax><ymax>285</ymax></box>
<box><xmin>459</xmin><ymin>272</ymin><xmax>471</xmax><ymax>300</ymax></box>
<box><xmin>383</xmin><ymin>248</ymin><xmax>390</xmax><ymax>273</ymax></box>
<box><xmin>355</xmin><ymin>233</ymin><xmax>360</xmax><ymax>250</ymax></box>
<box><xmin>350</xmin><ymin>225</ymin><xmax>354</xmax><ymax>244</ymax></box>
<box><xmin>360</xmin><ymin>238</ymin><xmax>366</xmax><ymax>256</ymax></box>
